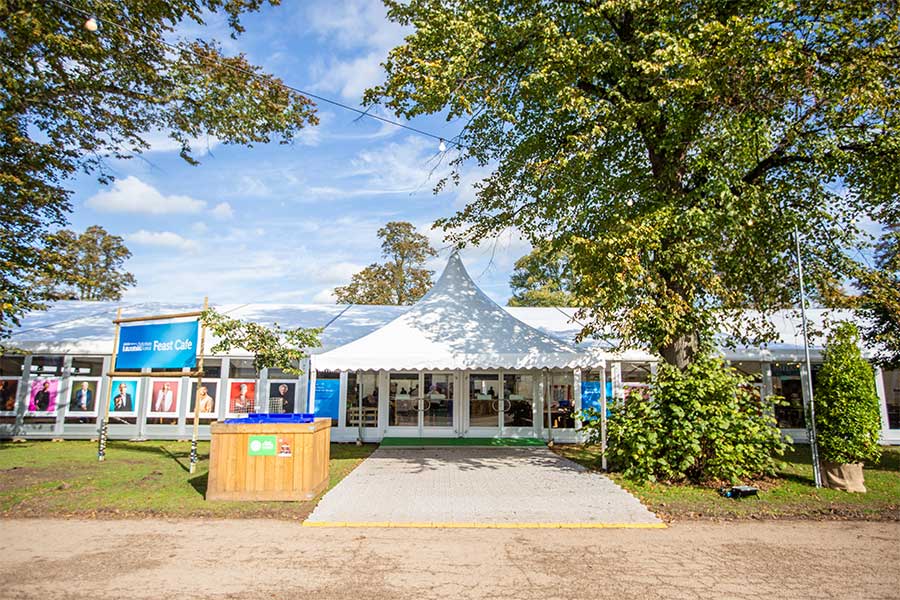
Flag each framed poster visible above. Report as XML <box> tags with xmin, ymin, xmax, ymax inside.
<box><xmin>109</xmin><ymin>379</ymin><xmax>139</xmax><ymax>416</ymax></box>
<box><xmin>228</xmin><ymin>381</ymin><xmax>256</xmax><ymax>415</ymax></box>
<box><xmin>190</xmin><ymin>381</ymin><xmax>219</xmax><ymax>417</ymax></box>
<box><xmin>147</xmin><ymin>380</ymin><xmax>180</xmax><ymax>417</ymax></box>
<box><xmin>28</xmin><ymin>378</ymin><xmax>60</xmax><ymax>415</ymax></box>
<box><xmin>267</xmin><ymin>381</ymin><xmax>296</xmax><ymax>413</ymax></box>
<box><xmin>0</xmin><ymin>379</ymin><xmax>19</xmax><ymax>414</ymax></box>
<box><xmin>68</xmin><ymin>379</ymin><xmax>100</xmax><ymax>416</ymax></box>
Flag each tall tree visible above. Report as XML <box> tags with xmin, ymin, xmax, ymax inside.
<box><xmin>857</xmin><ymin>224</ymin><xmax>900</xmax><ymax>369</ymax></box>
<box><xmin>367</xmin><ymin>0</ymin><xmax>899</xmax><ymax>368</ymax></box>
<box><xmin>1</xmin><ymin>0</ymin><xmax>318</xmax><ymax>337</ymax></box>
<box><xmin>335</xmin><ymin>221</ymin><xmax>437</xmax><ymax>305</ymax></box>
<box><xmin>37</xmin><ymin>225</ymin><xmax>136</xmax><ymax>301</ymax></box>
<box><xmin>508</xmin><ymin>243</ymin><xmax>574</xmax><ymax>307</ymax></box>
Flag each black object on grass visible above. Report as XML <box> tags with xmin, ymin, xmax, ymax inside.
<box><xmin>718</xmin><ymin>485</ymin><xmax>759</xmax><ymax>499</ymax></box>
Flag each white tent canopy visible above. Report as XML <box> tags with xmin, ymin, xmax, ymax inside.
<box><xmin>313</xmin><ymin>253</ymin><xmax>588</xmax><ymax>371</ymax></box>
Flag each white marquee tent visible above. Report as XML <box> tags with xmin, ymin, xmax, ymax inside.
<box><xmin>313</xmin><ymin>252</ymin><xmax>589</xmax><ymax>371</ymax></box>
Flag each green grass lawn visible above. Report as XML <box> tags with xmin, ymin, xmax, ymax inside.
<box><xmin>554</xmin><ymin>444</ymin><xmax>900</xmax><ymax>521</ymax></box>
<box><xmin>0</xmin><ymin>440</ymin><xmax>375</xmax><ymax>519</ymax></box>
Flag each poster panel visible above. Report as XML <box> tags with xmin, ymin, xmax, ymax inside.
<box><xmin>68</xmin><ymin>379</ymin><xmax>99</xmax><ymax>416</ymax></box>
<box><xmin>147</xmin><ymin>380</ymin><xmax>181</xmax><ymax>417</ymax></box>
<box><xmin>28</xmin><ymin>378</ymin><xmax>60</xmax><ymax>415</ymax></box>
<box><xmin>190</xmin><ymin>381</ymin><xmax>218</xmax><ymax>417</ymax></box>
<box><xmin>267</xmin><ymin>381</ymin><xmax>296</xmax><ymax>413</ymax></box>
<box><xmin>228</xmin><ymin>381</ymin><xmax>256</xmax><ymax>415</ymax></box>
<box><xmin>109</xmin><ymin>379</ymin><xmax>139</xmax><ymax>416</ymax></box>
<box><xmin>0</xmin><ymin>379</ymin><xmax>19</xmax><ymax>414</ymax></box>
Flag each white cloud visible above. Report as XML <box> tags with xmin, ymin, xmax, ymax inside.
<box><xmin>309</xmin><ymin>136</ymin><xmax>451</xmax><ymax>197</ymax></box>
<box><xmin>312</xmin><ymin>288</ymin><xmax>338</xmax><ymax>303</ymax></box>
<box><xmin>211</xmin><ymin>202</ymin><xmax>234</xmax><ymax>220</ymax></box>
<box><xmin>236</xmin><ymin>176</ymin><xmax>273</xmax><ymax>198</ymax></box>
<box><xmin>305</xmin><ymin>0</ymin><xmax>409</xmax><ymax>101</ymax></box>
<box><xmin>305</xmin><ymin>0</ymin><xmax>406</xmax><ymax>51</ymax></box>
<box><xmin>140</xmin><ymin>129</ymin><xmax>220</xmax><ymax>155</ymax></box>
<box><xmin>127</xmin><ymin>230</ymin><xmax>198</xmax><ymax>252</ymax></box>
<box><xmin>87</xmin><ymin>176</ymin><xmax>207</xmax><ymax>215</ymax></box>
<box><xmin>315</xmin><ymin>51</ymin><xmax>387</xmax><ymax>102</ymax></box>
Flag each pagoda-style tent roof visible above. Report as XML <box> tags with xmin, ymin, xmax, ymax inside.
<box><xmin>313</xmin><ymin>253</ymin><xmax>588</xmax><ymax>371</ymax></box>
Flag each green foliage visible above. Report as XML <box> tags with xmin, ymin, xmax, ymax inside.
<box><xmin>857</xmin><ymin>225</ymin><xmax>900</xmax><ymax>369</ymax></box>
<box><xmin>334</xmin><ymin>221</ymin><xmax>437</xmax><ymax>305</ymax></box>
<box><xmin>368</xmin><ymin>0</ymin><xmax>899</xmax><ymax>366</ymax></box>
<box><xmin>35</xmin><ymin>225</ymin><xmax>136</xmax><ymax>301</ymax></box>
<box><xmin>1</xmin><ymin>1</ymin><xmax>318</xmax><ymax>337</ymax></box>
<box><xmin>814</xmin><ymin>322</ymin><xmax>883</xmax><ymax>464</ymax></box>
<box><xmin>580</xmin><ymin>355</ymin><xmax>787</xmax><ymax>483</ymax></box>
<box><xmin>507</xmin><ymin>243</ymin><xmax>574</xmax><ymax>307</ymax></box>
<box><xmin>201</xmin><ymin>309</ymin><xmax>321</xmax><ymax>376</ymax></box>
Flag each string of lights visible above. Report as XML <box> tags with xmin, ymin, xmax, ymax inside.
<box><xmin>43</xmin><ymin>0</ymin><xmax>461</xmax><ymax>152</ymax></box>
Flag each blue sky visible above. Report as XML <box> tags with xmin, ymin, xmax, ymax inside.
<box><xmin>64</xmin><ymin>0</ymin><xmax>528</xmax><ymax>306</ymax></box>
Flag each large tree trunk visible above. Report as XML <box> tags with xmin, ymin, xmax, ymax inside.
<box><xmin>660</xmin><ymin>332</ymin><xmax>700</xmax><ymax>370</ymax></box>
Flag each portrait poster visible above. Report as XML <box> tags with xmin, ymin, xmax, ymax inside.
<box><xmin>190</xmin><ymin>381</ymin><xmax>218</xmax><ymax>417</ymax></box>
<box><xmin>68</xmin><ymin>379</ymin><xmax>99</xmax><ymax>416</ymax></box>
<box><xmin>0</xmin><ymin>379</ymin><xmax>19</xmax><ymax>413</ymax></box>
<box><xmin>147</xmin><ymin>380</ymin><xmax>180</xmax><ymax>417</ymax></box>
<box><xmin>229</xmin><ymin>381</ymin><xmax>256</xmax><ymax>414</ymax></box>
<box><xmin>267</xmin><ymin>382</ymin><xmax>295</xmax><ymax>414</ymax></box>
<box><xmin>28</xmin><ymin>378</ymin><xmax>59</xmax><ymax>415</ymax></box>
<box><xmin>110</xmin><ymin>379</ymin><xmax>139</xmax><ymax>416</ymax></box>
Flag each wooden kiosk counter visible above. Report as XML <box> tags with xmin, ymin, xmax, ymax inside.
<box><xmin>207</xmin><ymin>417</ymin><xmax>331</xmax><ymax>501</ymax></box>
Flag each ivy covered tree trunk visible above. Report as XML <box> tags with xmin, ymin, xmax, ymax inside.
<box><xmin>660</xmin><ymin>333</ymin><xmax>700</xmax><ymax>371</ymax></box>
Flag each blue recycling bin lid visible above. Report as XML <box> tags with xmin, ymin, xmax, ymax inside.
<box><xmin>222</xmin><ymin>412</ymin><xmax>316</xmax><ymax>424</ymax></box>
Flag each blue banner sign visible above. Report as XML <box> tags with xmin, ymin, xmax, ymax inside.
<box><xmin>580</xmin><ymin>381</ymin><xmax>613</xmax><ymax>420</ymax></box>
<box><xmin>314</xmin><ymin>378</ymin><xmax>341</xmax><ymax>421</ymax></box>
<box><xmin>116</xmin><ymin>321</ymin><xmax>199</xmax><ymax>370</ymax></box>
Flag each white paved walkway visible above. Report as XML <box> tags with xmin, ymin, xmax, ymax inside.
<box><xmin>307</xmin><ymin>447</ymin><xmax>661</xmax><ymax>526</ymax></box>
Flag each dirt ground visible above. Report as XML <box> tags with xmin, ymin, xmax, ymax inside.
<box><xmin>0</xmin><ymin>520</ymin><xmax>897</xmax><ymax>599</ymax></box>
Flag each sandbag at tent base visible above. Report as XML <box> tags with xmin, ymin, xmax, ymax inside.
<box><xmin>822</xmin><ymin>461</ymin><xmax>866</xmax><ymax>493</ymax></box>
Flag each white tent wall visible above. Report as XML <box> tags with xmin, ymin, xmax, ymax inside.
<box><xmin>2</xmin><ymin>252</ymin><xmax>898</xmax><ymax>443</ymax></box>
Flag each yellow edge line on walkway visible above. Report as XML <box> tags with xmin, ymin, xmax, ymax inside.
<box><xmin>302</xmin><ymin>521</ymin><xmax>667</xmax><ymax>529</ymax></box>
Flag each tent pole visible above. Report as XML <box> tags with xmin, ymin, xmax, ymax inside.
<box><xmin>601</xmin><ymin>363</ymin><xmax>608</xmax><ymax>471</ymax></box>
<box><xmin>545</xmin><ymin>369</ymin><xmax>553</xmax><ymax>446</ymax></box>
<box><xmin>189</xmin><ymin>297</ymin><xmax>208</xmax><ymax>474</ymax></box>
<box><xmin>98</xmin><ymin>307</ymin><xmax>122</xmax><ymax>462</ymax></box>
<box><xmin>357</xmin><ymin>378</ymin><xmax>363</xmax><ymax>445</ymax></box>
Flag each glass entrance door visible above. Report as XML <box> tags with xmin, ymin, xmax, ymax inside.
<box><xmin>502</xmin><ymin>373</ymin><xmax>534</xmax><ymax>436</ymax></box>
<box><xmin>465</xmin><ymin>372</ymin><xmax>537</xmax><ymax>437</ymax></box>
<box><xmin>386</xmin><ymin>372</ymin><xmax>457</xmax><ymax>436</ymax></box>
<box><xmin>468</xmin><ymin>373</ymin><xmax>501</xmax><ymax>435</ymax></box>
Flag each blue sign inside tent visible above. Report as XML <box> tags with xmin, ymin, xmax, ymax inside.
<box><xmin>314</xmin><ymin>378</ymin><xmax>341</xmax><ymax>421</ymax></box>
<box><xmin>115</xmin><ymin>321</ymin><xmax>199</xmax><ymax>370</ymax></box>
<box><xmin>580</xmin><ymin>381</ymin><xmax>613</xmax><ymax>420</ymax></box>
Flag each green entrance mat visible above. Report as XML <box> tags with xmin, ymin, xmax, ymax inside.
<box><xmin>380</xmin><ymin>437</ymin><xmax>546</xmax><ymax>447</ymax></box>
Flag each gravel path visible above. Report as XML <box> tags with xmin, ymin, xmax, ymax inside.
<box><xmin>0</xmin><ymin>519</ymin><xmax>897</xmax><ymax>599</ymax></box>
<box><xmin>307</xmin><ymin>446</ymin><xmax>661</xmax><ymax>525</ymax></box>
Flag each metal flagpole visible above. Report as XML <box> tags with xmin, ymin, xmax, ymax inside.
<box><xmin>98</xmin><ymin>307</ymin><xmax>122</xmax><ymax>462</ymax></box>
<box><xmin>189</xmin><ymin>297</ymin><xmax>209</xmax><ymax>474</ymax></box>
<box><xmin>794</xmin><ymin>226</ymin><xmax>823</xmax><ymax>488</ymax></box>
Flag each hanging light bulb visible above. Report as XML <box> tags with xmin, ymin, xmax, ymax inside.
<box><xmin>438</xmin><ymin>139</ymin><xmax>447</xmax><ymax>153</ymax></box>
<box><xmin>84</xmin><ymin>17</ymin><xmax>99</xmax><ymax>31</ymax></box>
<box><xmin>626</xmin><ymin>198</ymin><xmax>634</xmax><ymax>207</ymax></box>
